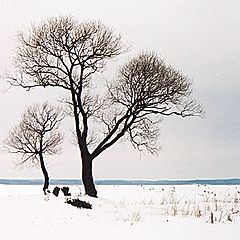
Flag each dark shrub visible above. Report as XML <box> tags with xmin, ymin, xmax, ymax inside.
<box><xmin>66</xmin><ymin>199</ymin><xmax>92</xmax><ymax>209</ymax></box>
<box><xmin>53</xmin><ymin>186</ymin><xmax>60</xmax><ymax>197</ymax></box>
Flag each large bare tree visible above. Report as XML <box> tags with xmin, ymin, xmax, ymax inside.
<box><xmin>4</xmin><ymin>103</ymin><xmax>63</xmax><ymax>194</ymax></box>
<box><xmin>9</xmin><ymin>16</ymin><xmax>202</xmax><ymax>197</ymax></box>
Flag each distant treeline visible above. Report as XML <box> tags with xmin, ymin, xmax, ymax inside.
<box><xmin>1</xmin><ymin>179</ymin><xmax>240</xmax><ymax>185</ymax></box>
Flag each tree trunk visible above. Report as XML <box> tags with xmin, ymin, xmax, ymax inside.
<box><xmin>82</xmin><ymin>154</ymin><xmax>97</xmax><ymax>197</ymax></box>
<box><xmin>69</xmin><ymin>88</ymin><xmax>97</xmax><ymax>197</ymax></box>
<box><xmin>39</xmin><ymin>152</ymin><xmax>49</xmax><ymax>195</ymax></box>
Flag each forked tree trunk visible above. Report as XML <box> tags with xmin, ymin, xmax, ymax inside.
<box><xmin>82</xmin><ymin>154</ymin><xmax>97</xmax><ymax>197</ymax></box>
<box><xmin>70</xmin><ymin>87</ymin><xmax>97</xmax><ymax>197</ymax></box>
<box><xmin>39</xmin><ymin>152</ymin><xmax>49</xmax><ymax>195</ymax></box>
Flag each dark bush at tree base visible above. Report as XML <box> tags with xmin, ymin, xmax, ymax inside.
<box><xmin>66</xmin><ymin>199</ymin><xmax>92</xmax><ymax>209</ymax></box>
<box><xmin>61</xmin><ymin>187</ymin><xmax>71</xmax><ymax>196</ymax></box>
<box><xmin>53</xmin><ymin>186</ymin><xmax>60</xmax><ymax>197</ymax></box>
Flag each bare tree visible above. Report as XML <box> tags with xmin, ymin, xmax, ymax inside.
<box><xmin>4</xmin><ymin>102</ymin><xmax>63</xmax><ymax>194</ymax></box>
<box><xmin>8</xmin><ymin>16</ymin><xmax>202</xmax><ymax>197</ymax></box>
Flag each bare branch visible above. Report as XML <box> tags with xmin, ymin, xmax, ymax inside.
<box><xmin>4</xmin><ymin>102</ymin><xmax>64</xmax><ymax>167</ymax></box>
<box><xmin>103</xmin><ymin>52</ymin><xmax>203</xmax><ymax>153</ymax></box>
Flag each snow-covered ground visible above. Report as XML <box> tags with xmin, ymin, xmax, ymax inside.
<box><xmin>0</xmin><ymin>184</ymin><xmax>240</xmax><ymax>240</ymax></box>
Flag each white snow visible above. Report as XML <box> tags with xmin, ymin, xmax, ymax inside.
<box><xmin>0</xmin><ymin>184</ymin><xmax>240</xmax><ymax>240</ymax></box>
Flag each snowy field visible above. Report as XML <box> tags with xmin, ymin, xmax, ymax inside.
<box><xmin>0</xmin><ymin>185</ymin><xmax>240</xmax><ymax>240</ymax></box>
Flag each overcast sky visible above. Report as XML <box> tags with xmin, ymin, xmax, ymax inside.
<box><xmin>0</xmin><ymin>0</ymin><xmax>240</xmax><ymax>180</ymax></box>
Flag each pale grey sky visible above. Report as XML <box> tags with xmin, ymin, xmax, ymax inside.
<box><xmin>0</xmin><ymin>0</ymin><xmax>240</xmax><ymax>180</ymax></box>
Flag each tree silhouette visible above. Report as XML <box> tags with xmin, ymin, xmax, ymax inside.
<box><xmin>4</xmin><ymin>103</ymin><xmax>63</xmax><ymax>194</ymax></box>
<box><xmin>9</xmin><ymin>16</ymin><xmax>202</xmax><ymax>197</ymax></box>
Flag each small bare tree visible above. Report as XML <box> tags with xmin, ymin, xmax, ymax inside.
<box><xmin>4</xmin><ymin>102</ymin><xmax>64</xmax><ymax>194</ymax></box>
<box><xmin>8</xmin><ymin>16</ymin><xmax>202</xmax><ymax>197</ymax></box>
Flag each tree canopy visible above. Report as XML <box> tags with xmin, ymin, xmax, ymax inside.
<box><xmin>4</xmin><ymin>102</ymin><xmax>63</xmax><ymax>193</ymax></box>
<box><xmin>8</xmin><ymin>16</ymin><xmax>202</xmax><ymax>197</ymax></box>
